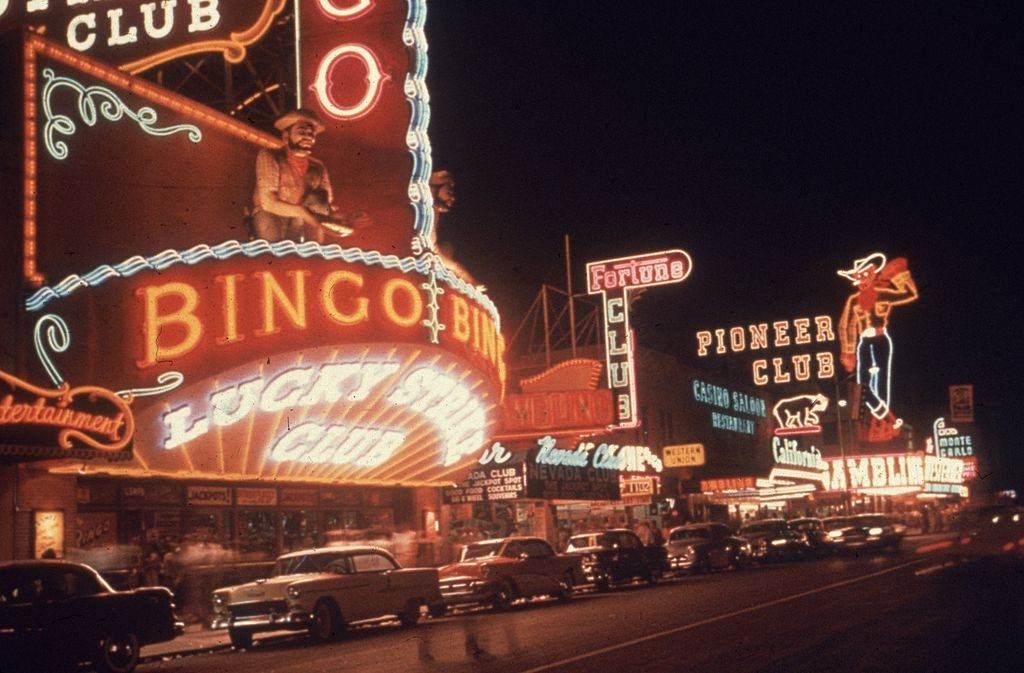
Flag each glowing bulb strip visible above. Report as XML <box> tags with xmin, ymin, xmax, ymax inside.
<box><xmin>23</xmin><ymin>239</ymin><xmax>500</xmax><ymax>329</ymax></box>
<box><xmin>403</xmin><ymin>0</ymin><xmax>436</xmax><ymax>245</ymax></box>
<box><xmin>41</xmin><ymin>68</ymin><xmax>202</xmax><ymax>161</ymax></box>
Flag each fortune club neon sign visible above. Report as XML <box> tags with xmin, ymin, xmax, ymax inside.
<box><xmin>587</xmin><ymin>250</ymin><xmax>692</xmax><ymax>427</ymax></box>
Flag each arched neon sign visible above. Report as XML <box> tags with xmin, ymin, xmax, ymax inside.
<box><xmin>312</xmin><ymin>43</ymin><xmax>386</xmax><ymax>120</ymax></box>
<box><xmin>317</xmin><ymin>0</ymin><xmax>374</xmax><ymax>20</ymax></box>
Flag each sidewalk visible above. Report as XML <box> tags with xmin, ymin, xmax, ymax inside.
<box><xmin>140</xmin><ymin>624</ymin><xmax>298</xmax><ymax>661</ymax></box>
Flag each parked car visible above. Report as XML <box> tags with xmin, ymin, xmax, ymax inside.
<box><xmin>0</xmin><ymin>560</ymin><xmax>183</xmax><ymax>673</ymax></box>
<box><xmin>211</xmin><ymin>546</ymin><xmax>441</xmax><ymax>649</ymax></box>
<box><xmin>788</xmin><ymin>517</ymin><xmax>829</xmax><ymax>555</ymax></box>
<box><xmin>822</xmin><ymin>514</ymin><xmax>904</xmax><ymax>553</ymax></box>
<box><xmin>738</xmin><ymin>519</ymin><xmax>809</xmax><ymax>561</ymax></box>
<box><xmin>437</xmin><ymin>536</ymin><xmax>584</xmax><ymax>612</ymax></box>
<box><xmin>665</xmin><ymin>523</ymin><xmax>752</xmax><ymax>574</ymax></box>
<box><xmin>565</xmin><ymin>528</ymin><xmax>669</xmax><ymax>589</ymax></box>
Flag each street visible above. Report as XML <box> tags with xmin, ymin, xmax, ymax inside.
<box><xmin>138</xmin><ymin>539</ymin><xmax>1023</xmax><ymax>673</ymax></box>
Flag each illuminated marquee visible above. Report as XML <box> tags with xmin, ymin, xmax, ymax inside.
<box><xmin>771</xmin><ymin>453</ymin><xmax>966</xmax><ymax>497</ymax></box>
<box><xmin>587</xmin><ymin>250</ymin><xmax>692</xmax><ymax>427</ymax></box>
<box><xmin>695</xmin><ymin>316</ymin><xmax>836</xmax><ymax>386</ymax></box>
<box><xmin>533</xmin><ymin>435</ymin><xmax>664</xmax><ymax>474</ymax></box>
<box><xmin>0</xmin><ymin>0</ymin><xmax>288</xmax><ymax>73</ymax></box>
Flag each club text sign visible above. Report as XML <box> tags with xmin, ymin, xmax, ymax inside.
<box><xmin>695</xmin><ymin>316</ymin><xmax>836</xmax><ymax>386</ymax></box>
<box><xmin>587</xmin><ymin>250</ymin><xmax>692</xmax><ymax>427</ymax></box>
<box><xmin>0</xmin><ymin>1</ymin><xmax>287</xmax><ymax>73</ymax></box>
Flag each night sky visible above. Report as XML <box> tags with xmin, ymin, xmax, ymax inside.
<box><xmin>424</xmin><ymin>2</ymin><xmax>1022</xmax><ymax>484</ymax></box>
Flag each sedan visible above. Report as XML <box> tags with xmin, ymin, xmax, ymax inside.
<box><xmin>823</xmin><ymin>514</ymin><xmax>903</xmax><ymax>553</ymax></box>
<box><xmin>566</xmin><ymin>529</ymin><xmax>669</xmax><ymax>590</ymax></box>
<box><xmin>738</xmin><ymin>519</ymin><xmax>810</xmax><ymax>562</ymax></box>
<box><xmin>0</xmin><ymin>560</ymin><xmax>183</xmax><ymax>673</ymax></box>
<box><xmin>665</xmin><ymin>523</ymin><xmax>751</xmax><ymax>574</ymax></box>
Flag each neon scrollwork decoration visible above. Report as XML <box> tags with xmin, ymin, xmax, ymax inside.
<box><xmin>33</xmin><ymin>314</ymin><xmax>71</xmax><ymax>386</ymax></box>
<box><xmin>41</xmin><ymin>67</ymin><xmax>203</xmax><ymax>161</ymax></box>
<box><xmin>116</xmin><ymin>372</ymin><xmax>185</xmax><ymax>401</ymax></box>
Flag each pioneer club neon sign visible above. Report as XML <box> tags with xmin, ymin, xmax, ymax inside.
<box><xmin>587</xmin><ymin>250</ymin><xmax>692</xmax><ymax>427</ymax></box>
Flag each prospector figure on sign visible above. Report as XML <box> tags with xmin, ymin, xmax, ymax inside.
<box><xmin>251</xmin><ymin>108</ymin><xmax>371</xmax><ymax>243</ymax></box>
<box><xmin>837</xmin><ymin>252</ymin><xmax>918</xmax><ymax>436</ymax></box>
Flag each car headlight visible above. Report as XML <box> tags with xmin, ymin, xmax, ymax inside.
<box><xmin>213</xmin><ymin>593</ymin><xmax>226</xmax><ymax>606</ymax></box>
<box><xmin>770</xmin><ymin>538</ymin><xmax>787</xmax><ymax>546</ymax></box>
<box><xmin>287</xmin><ymin>586</ymin><xmax>301</xmax><ymax>599</ymax></box>
<box><xmin>827</xmin><ymin>530</ymin><xmax>843</xmax><ymax>539</ymax></box>
<box><xmin>868</xmin><ymin>527</ymin><xmax>883</xmax><ymax>536</ymax></box>
<box><xmin>991</xmin><ymin>516</ymin><xmax>1001</xmax><ymax>524</ymax></box>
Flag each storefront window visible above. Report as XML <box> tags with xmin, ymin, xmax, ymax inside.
<box><xmin>282</xmin><ymin>510</ymin><xmax>318</xmax><ymax>552</ymax></box>
<box><xmin>238</xmin><ymin>510</ymin><xmax>277</xmax><ymax>558</ymax></box>
<box><xmin>183</xmin><ymin>510</ymin><xmax>229</xmax><ymax>546</ymax></box>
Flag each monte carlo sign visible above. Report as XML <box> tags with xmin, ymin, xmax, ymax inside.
<box><xmin>587</xmin><ymin>250</ymin><xmax>692</xmax><ymax>427</ymax></box>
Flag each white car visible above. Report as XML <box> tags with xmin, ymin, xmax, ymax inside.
<box><xmin>212</xmin><ymin>546</ymin><xmax>441</xmax><ymax>648</ymax></box>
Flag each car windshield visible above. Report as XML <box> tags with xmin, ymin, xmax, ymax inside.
<box><xmin>740</xmin><ymin>522</ymin><xmax>787</xmax><ymax>535</ymax></box>
<box><xmin>824</xmin><ymin>518</ymin><xmax>854</xmax><ymax>530</ymax></box>
<box><xmin>670</xmin><ymin>527</ymin><xmax>710</xmax><ymax>540</ymax></box>
<box><xmin>568</xmin><ymin>535</ymin><xmax>598</xmax><ymax>549</ymax></box>
<box><xmin>855</xmin><ymin>516</ymin><xmax>890</xmax><ymax>527</ymax></box>
<box><xmin>274</xmin><ymin>552</ymin><xmax>348</xmax><ymax>576</ymax></box>
<box><xmin>462</xmin><ymin>541</ymin><xmax>503</xmax><ymax>560</ymax></box>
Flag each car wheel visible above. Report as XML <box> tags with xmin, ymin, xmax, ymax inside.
<box><xmin>697</xmin><ymin>554</ymin><xmax>713</xmax><ymax>574</ymax></box>
<box><xmin>595</xmin><ymin>577</ymin><xmax>611</xmax><ymax>592</ymax></box>
<box><xmin>399</xmin><ymin>600</ymin><xmax>422</xmax><ymax>627</ymax></box>
<box><xmin>94</xmin><ymin>631</ymin><xmax>140</xmax><ymax>673</ymax></box>
<box><xmin>730</xmin><ymin>553</ymin><xmax>744</xmax><ymax>570</ymax></box>
<box><xmin>492</xmin><ymin>580</ymin><xmax>517</xmax><ymax>611</ymax></box>
<box><xmin>229</xmin><ymin>628</ymin><xmax>253</xmax><ymax>650</ymax></box>
<box><xmin>427</xmin><ymin>602</ymin><xmax>447</xmax><ymax>618</ymax></box>
<box><xmin>646</xmin><ymin>568</ymin><xmax>663</xmax><ymax>586</ymax></box>
<box><xmin>309</xmin><ymin>599</ymin><xmax>342</xmax><ymax>642</ymax></box>
<box><xmin>557</xmin><ymin>571</ymin><xmax>574</xmax><ymax>601</ymax></box>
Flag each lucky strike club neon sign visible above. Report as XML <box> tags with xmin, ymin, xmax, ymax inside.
<box><xmin>587</xmin><ymin>250</ymin><xmax>692</xmax><ymax>427</ymax></box>
<box><xmin>165</xmin><ymin>356</ymin><xmax>489</xmax><ymax>468</ymax></box>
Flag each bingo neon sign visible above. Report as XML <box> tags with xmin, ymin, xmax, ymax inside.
<box><xmin>587</xmin><ymin>250</ymin><xmax>692</xmax><ymax>427</ymax></box>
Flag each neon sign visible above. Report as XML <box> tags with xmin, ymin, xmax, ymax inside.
<box><xmin>771</xmin><ymin>436</ymin><xmax>827</xmax><ymax>470</ymax></box>
<box><xmin>838</xmin><ymin>252</ymin><xmax>918</xmax><ymax>440</ymax></box>
<box><xmin>0</xmin><ymin>0</ymin><xmax>288</xmax><ymax>74</ymax></box>
<box><xmin>691</xmin><ymin>379</ymin><xmax>766</xmax><ymax>435</ymax></box>
<box><xmin>932</xmin><ymin>417</ymin><xmax>973</xmax><ymax>458</ymax></box>
<box><xmin>312</xmin><ymin>43</ymin><xmax>387</xmax><ymax>120</ymax></box>
<box><xmin>587</xmin><ymin>250</ymin><xmax>692</xmax><ymax>427</ymax></box>
<box><xmin>695</xmin><ymin>316</ymin><xmax>836</xmax><ymax>386</ymax></box>
<box><xmin>771</xmin><ymin>394</ymin><xmax>829</xmax><ymax>436</ymax></box>
<box><xmin>533</xmin><ymin>435</ymin><xmax>663</xmax><ymax>474</ymax></box>
<box><xmin>772</xmin><ymin>453</ymin><xmax>965</xmax><ymax>495</ymax></box>
<box><xmin>0</xmin><ymin>368</ymin><xmax>134</xmax><ymax>458</ymax></box>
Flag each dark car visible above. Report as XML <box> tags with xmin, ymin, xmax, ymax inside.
<box><xmin>823</xmin><ymin>514</ymin><xmax>903</xmax><ymax>553</ymax></box>
<box><xmin>738</xmin><ymin>519</ymin><xmax>809</xmax><ymax>562</ymax></box>
<box><xmin>665</xmin><ymin>523</ymin><xmax>752</xmax><ymax>574</ymax></box>
<box><xmin>0</xmin><ymin>560</ymin><xmax>184</xmax><ymax>673</ymax></box>
<box><xmin>789</xmin><ymin>517</ymin><xmax>829</xmax><ymax>555</ymax></box>
<box><xmin>437</xmin><ymin>537</ymin><xmax>585</xmax><ymax>612</ymax></box>
<box><xmin>952</xmin><ymin>504</ymin><xmax>1024</xmax><ymax>561</ymax></box>
<box><xmin>565</xmin><ymin>529</ymin><xmax>669</xmax><ymax>590</ymax></box>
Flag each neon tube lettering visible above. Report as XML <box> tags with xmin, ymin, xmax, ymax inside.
<box><xmin>317</xmin><ymin>0</ymin><xmax>374</xmax><ymax>19</ymax></box>
<box><xmin>313</xmin><ymin>44</ymin><xmax>386</xmax><ymax>120</ymax></box>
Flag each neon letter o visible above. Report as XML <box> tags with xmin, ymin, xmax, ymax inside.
<box><xmin>317</xmin><ymin>0</ymin><xmax>373</xmax><ymax>20</ymax></box>
<box><xmin>313</xmin><ymin>44</ymin><xmax>385</xmax><ymax>120</ymax></box>
<box><xmin>382</xmin><ymin>278</ymin><xmax>423</xmax><ymax>328</ymax></box>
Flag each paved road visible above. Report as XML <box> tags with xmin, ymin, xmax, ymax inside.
<box><xmin>138</xmin><ymin>543</ymin><xmax>1022</xmax><ymax>673</ymax></box>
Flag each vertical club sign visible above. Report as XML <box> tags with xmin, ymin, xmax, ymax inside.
<box><xmin>587</xmin><ymin>250</ymin><xmax>692</xmax><ymax>427</ymax></box>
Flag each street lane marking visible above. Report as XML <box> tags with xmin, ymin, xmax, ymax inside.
<box><xmin>519</xmin><ymin>558</ymin><xmax>926</xmax><ymax>673</ymax></box>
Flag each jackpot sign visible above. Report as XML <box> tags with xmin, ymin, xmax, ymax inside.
<box><xmin>587</xmin><ymin>250</ymin><xmax>692</xmax><ymax>427</ymax></box>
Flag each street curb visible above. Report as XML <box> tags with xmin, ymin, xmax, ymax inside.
<box><xmin>140</xmin><ymin>631</ymin><xmax>298</xmax><ymax>663</ymax></box>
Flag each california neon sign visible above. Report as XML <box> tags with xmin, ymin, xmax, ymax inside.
<box><xmin>587</xmin><ymin>250</ymin><xmax>692</xmax><ymax>427</ymax></box>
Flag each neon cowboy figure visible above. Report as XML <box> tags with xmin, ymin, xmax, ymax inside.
<box><xmin>837</xmin><ymin>252</ymin><xmax>918</xmax><ymax>432</ymax></box>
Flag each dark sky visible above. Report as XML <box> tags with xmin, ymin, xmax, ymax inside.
<box><xmin>424</xmin><ymin>2</ymin><xmax>1021</xmax><ymax>480</ymax></box>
